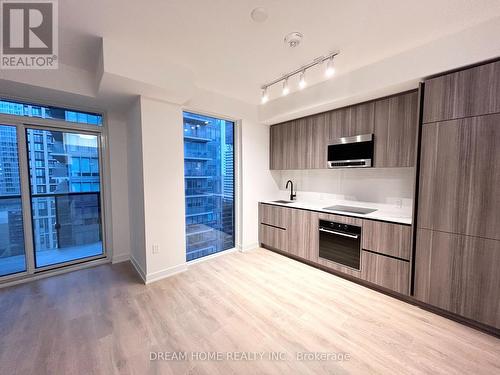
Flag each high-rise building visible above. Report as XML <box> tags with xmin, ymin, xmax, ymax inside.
<box><xmin>183</xmin><ymin>112</ymin><xmax>235</xmax><ymax>261</ymax></box>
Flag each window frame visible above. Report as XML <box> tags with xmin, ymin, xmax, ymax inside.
<box><xmin>0</xmin><ymin>99</ymin><xmax>111</xmax><ymax>284</ymax></box>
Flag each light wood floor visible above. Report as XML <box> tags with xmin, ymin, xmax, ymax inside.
<box><xmin>0</xmin><ymin>248</ymin><xmax>499</xmax><ymax>375</ymax></box>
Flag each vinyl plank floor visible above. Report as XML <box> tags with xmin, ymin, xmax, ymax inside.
<box><xmin>0</xmin><ymin>248</ymin><xmax>499</xmax><ymax>375</ymax></box>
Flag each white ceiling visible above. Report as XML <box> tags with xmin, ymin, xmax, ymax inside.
<box><xmin>57</xmin><ymin>0</ymin><xmax>500</xmax><ymax>104</ymax></box>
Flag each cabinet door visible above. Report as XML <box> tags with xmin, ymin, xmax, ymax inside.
<box><xmin>417</xmin><ymin>114</ymin><xmax>500</xmax><ymax>240</ymax></box>
<box><xmin>259</xmin><ymin>224</ymin><xmax>287</xmax><ymax>252</ymax></box>
<box><xmin>306</xmin><ymin>113</ymin><xmax>328</xmax><ymax>169</ymax></box>
<box><xmin>374</xmin><ymin>91</ymin><xmax>418</xmax><ymax>167</ymax></box>
<box><xmin>414</xmin><ymin>228</ymin><xmax>500</xmax><ymax>329</ymax></box>
<box><xmin>362</xmin><ymin>220</ymin><xmax>411</xmax><ymax>260</ymax></box>
<box><xmin>287</xmin><ymin>209</ymin><xmax>314</xmax><ymax>259</ymax></box>
<box><xmin>423</xmin><ymin>60</ymin><xmax>500</xmax><ymax>124</ymax></box>
<box><xmin>361</xmin><ymin>251</ymin><xmax>410</xmax><ymax>295</ymax></box>
<box><xmin>328</xmin><ymin>102</ymin><xmax>375</xmax><ymax>139</ymax></box>
<box><xmin>259</xmin><ymin>203</ymin><xmax>288</xmax><ymax>229</ymax></box>
<box><xmin>269</xmin><ymin>124</ymin><xmax>284</xmax><ymax>170</ymax></box>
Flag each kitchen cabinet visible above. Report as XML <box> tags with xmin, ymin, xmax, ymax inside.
<box><xmin>269</xmin><ymin>92</ymin><xmax>418</xmax><ymax>170</ymax></box>
<box><xmin>362</xmin><ymin>220</ymin><xmax>412</xmax><ymax>260</ymax></box>
<box><xmin>327</xmin><ymin>102</ymin><xmax>375</xmax><ymax>139</ymax></box>
<box><xmin>259</xmin><ymin>203</ymin><xmax>288</xmax><ymax>229</ymax></box>
<box><xmin>417</xmin><ymin>114</ymin><xmax>500</xmax><ymax>240</ymax></box>
<box><xmin>287</xmin><ymin>209</ymin><xmax>317</xmax><ymax>260</ymax></box>
<box><xmin>373</xmin><ymin>91</ymin><xmax>419</xmax><ymax>167</ymax></box>
<box><xmin>258</xmin><ymin>204</ymin><xmax>289</xmax><ymax>251</ymax></box>
<box><xmin>258</xmin><ymin>204</ymin><xmax>411</xmax><ymax>294</ymax></box>
<box><xmin>361</xmin><ymin>250</ymin><xmax>410</xmax><ymax>294</ymax></box>
<box><xmin>414</xmin><ymin>228</ymin><xmax>500</xmax><ymax>329</ymax></box>
<box><xmin>423</xmin><ymin>60</ymin><xmax>500</xmax><ymax>124</ymax></box>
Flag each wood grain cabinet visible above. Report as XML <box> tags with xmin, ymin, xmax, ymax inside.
<box><xmin>269</xmin><ymin>92</ymin><xmax>418</xmax><ymax>170</ymax></box>
<box><xmin>414</xmin><ymin>229</ymin><xmax>500</xmax><ymax>329</ymax></box>
<box><xmin>417</xmin><ymin>114</ymin><xmax>500</xmax><ymax>240</ymax></box>
<box><xmin>361</xmin><ymin>250</ymin><xmax>410</xmax><ymax>295</ymax></box>
<box><xmin>258</xmin><ymin>203</ymin><xmax>289</xmax><ymax>252</ymax></box>
<box><xmin>423</xmin><ymin>60</ymin><xmax>500</xmax><ymax>124</ymax></box>
<box><xmin>362</xmin><ymin>220</ymin><xmax>412</xmax><ymax>260</ymax></box>
<box><xmin>286</xmin><ymin>209</ymin><xmax>317</xmax><ymax>261</ymax></box>
<box><xmin>374</xmin><ymin>91</ymin><xmax>419</xmax><ymax>167</ymax></box>
<box><xmin>328</xmin><ymin>102</ymin><xmax>375</xmax><ymax>139</ymax></box>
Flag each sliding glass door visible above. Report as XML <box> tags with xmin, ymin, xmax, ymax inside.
<box><xmin>183</xmin><ymin>112</ymin><xmax>235</xmax><ymax>261</ymax></box>
<box><xmin>0</xmin><ymin>125</ymin><xmax>26</xmax><ymax>276</ymax></box>
<box><xmin>0</xmin><ymin>98</ymin><xmax>106</xmax><ymax>281</ymax></box>
<box><xmin>26</xmin><ymin>129</ymin><xmax>103</xmax><ymax>268</ymax></box>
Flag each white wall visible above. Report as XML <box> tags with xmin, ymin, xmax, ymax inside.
<box><xmin>139</xmin><ymin>97</ymin><xmax>187</xmax><ymax>280</ymax></box>
<box><xmin>107</xmin><ymin>111</ymin><xmax>131</xmax><ymax>263</ymax></box>
<box><xmin>126</xmin><ymin>98</ymin><xmax>147</xmax><ymax>276</ymax></box>
<box><xmin>274</xmin><ymin>168</ymin><xmax>414</xmax><ymax>208</ymax></box>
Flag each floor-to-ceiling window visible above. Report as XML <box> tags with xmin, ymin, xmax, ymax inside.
<box><xmin>183</xmin><ymin>112</ymin><xmax>235</xmax><ymax>261</ymax></box>
<box><xmin>0</xmin><ymin>125</ymin><xmax>26</xmax><ymax>277</ymax></box>
<box><xmin>0</xmin><ymin>98</ymin><xmax>105</xmax><ymax>280</ymax></box>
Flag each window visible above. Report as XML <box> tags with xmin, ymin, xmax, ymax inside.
<box><xmin>0</xmin><ymin>125</ymin><xmax>26</xmax><ymax>277</ymax></box>
<box><xmin>183</xmin><ymin>112</ymin><xmax>235</xmax><ymax>261</ymax></box>
<box><xmin>0</xmin><ymin>99</ymin><xmax>103</xmax><ymax>126</ymax></box>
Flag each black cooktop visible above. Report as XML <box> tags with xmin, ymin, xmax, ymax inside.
<box><xmin>323</xmin><ymin>205</ymin><xmax>377</xmax><ymax>215</ymax></box>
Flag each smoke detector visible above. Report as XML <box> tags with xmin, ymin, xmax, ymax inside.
<box><xmin>250</xmin><ymin>7</ymin><xmax>268</xmax><ymax>23</ymax></box>
<box><xmin>284</xmin><ymin>32</ymin><xmax>303</xmax><ymax>48</ymax></box>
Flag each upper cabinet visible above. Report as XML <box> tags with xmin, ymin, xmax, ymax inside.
<box><xmin>327</xmin><ymin>102</ymin><xmax>375</xmax><ymax>139</ymax></box>
<box><xmin>269</xmin><ymin>90</ymin><xmax>419</xmax><ymax>170</ymax></box>
<box><xmin>423</xmin><ymin>60</ymin><xmax>500</xmax><ymax>124</ymax></box>
<box><xmin>374</xmin><ymin>91</ymin><xmax>418</xmax><ymax>168</ymax></box>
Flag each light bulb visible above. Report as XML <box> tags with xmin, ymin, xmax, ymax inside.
<box><xmin>325</xmin><ymin>56</ymin><xmax>335</xmax><ymax>77</ymax></box>
<box><xmin>299</xmin><ymin>70</ymin><xmax>306</xmax><ymax>89</ymax></box>
<box><xmin>282</xmin><ymin>78</ymin><xmax>290</xmax><ymax>96</ymax></box>
<box><xmin>261</xmin><ymin>87</ymin><xmax>269</xmax><ymax>104</ymax></box>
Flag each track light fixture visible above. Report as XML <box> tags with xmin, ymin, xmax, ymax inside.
<box><xmin>282</xmin><ymin>78</ymin><xmax>290</xmax><ymax>96</ymax></box>
<box><xmin>261</xmin><ymin>87</ymin><xmax>269</xmax><ymax>104</ymax></box>
<box><xmin>299</xmin><ymin>70</ymin><xmax>306</xmax><ymax>89</ymax></box>
<box><xmin>325</xmin><ymin>56</ymin><xmax>335</xmax><ymax>77</ymax></box>
<box><xmin>260</xmin><ymin>51</ymin><xmax>339</xmax><ymax>103</ymax></box>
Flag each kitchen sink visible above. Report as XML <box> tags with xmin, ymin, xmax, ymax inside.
<box><xmin>271</xmin><ymin>200</ymin><xmax>295</xmax><ymax>204</ymax></box>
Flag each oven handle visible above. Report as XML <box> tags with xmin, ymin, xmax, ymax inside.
<box><xmin>319</xmin><ymin>228</ymin><xmax>359</xmax><ymax>239</ymax></box>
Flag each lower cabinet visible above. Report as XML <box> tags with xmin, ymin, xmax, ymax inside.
<box><xmin>361</xmin><ymin>250</ymin><xmax>410</xmax><ymax>294</ymax></box>
<box><xmin>414</xmin><ymin>228</ymin><xmax>500</xmax><ymax>329</ymax></box>
<box><xmin>259</xmin><ymin>224</ymin><xmax>288</xmax><ymax>252</ymax></box>
<box><xmin>258</xmin><ymin>203</ymin><xmax>411</xmax><ymax>295</ymax></box>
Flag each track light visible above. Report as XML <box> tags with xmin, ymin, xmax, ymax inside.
<box><xmin>260</xmin><ymin>51</ymin><xmax>339</xmax><ymax>103</ymax></box>
<box><xmin>299</xmin><ymin>70</ymin><xmax>306</xmax><ymax>89</ymax></box>
<box><xmin>325</xmin><ymin>56</ymin><xmax>335</xmax><ymax>77</ymax></box>
<box><xmin>261</xmin><ymin>87</ymin><xmax>269</xmax><ymax>103</ymax></box>
<box><xmin>282</xmin><ymin>78</ymin><xmax>290</xmax><ymax>96</ymax></box>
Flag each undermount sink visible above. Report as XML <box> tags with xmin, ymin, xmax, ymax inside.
<box><xmin>271</xmin><ymin>200</ymin><xmax>295</xmax><ymax>204</ymax></box>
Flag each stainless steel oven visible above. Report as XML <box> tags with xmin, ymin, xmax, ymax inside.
<box><xmin>318</xmin><ymin>220</ymin><xmax>361</xmax><ymax>269</ymax></box>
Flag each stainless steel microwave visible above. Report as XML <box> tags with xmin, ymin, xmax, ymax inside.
<box><xmin>327</xmin><ymin>133</ymin><xmax>374</xmax><ymax>168</ymax></box>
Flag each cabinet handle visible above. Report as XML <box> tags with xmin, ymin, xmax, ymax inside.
<box><xmin>319</xmin><ymin>228</ymin><xmax>359</xmax><ymax>239</ymax></box>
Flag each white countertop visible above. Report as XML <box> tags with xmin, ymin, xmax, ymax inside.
<box><xmin>260</xmin><ymin>198</ymin><xmax>412</xmax><ymax>225</ymax></box>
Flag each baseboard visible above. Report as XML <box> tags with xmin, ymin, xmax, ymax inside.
<box><xmin>129</xmin><ymin>255</ymin><xmax>147</xmax><ymax>284</ymax></box>
<box><xmin>112</xmin><ymin>253</ymin><xmax>130</xmax><ymax>264</ymax></box>
<box><xmin>145</xmin><ymin>263</ymin><xmax>188</xmax><ymax>284</ymax></box>
<box><xmin>240</xmin><ymin>242</ymin><xmax>259</xmax><ymax>252</ymax></box>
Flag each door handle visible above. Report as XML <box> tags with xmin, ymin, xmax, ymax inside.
<box><xmin>319</xmin><ymin>228</ymin><xmax>359</xmax><ymax>239</ymax></box>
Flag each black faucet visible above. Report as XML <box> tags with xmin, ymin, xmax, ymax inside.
<box><xmin>286</xmin><ymin>180</ymin><xmax>296</xmax><ymax>201</ymax></box>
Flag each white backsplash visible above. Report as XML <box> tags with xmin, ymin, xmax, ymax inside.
<box><xmin>272</xmin><ymin>168</ymin><xmax>415</xmax><ymax>208</ymax></box>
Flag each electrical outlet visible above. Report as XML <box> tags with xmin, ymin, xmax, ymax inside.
<box><xmin>152</xmin><ymin>244</ymin><xmax>160</xmax><ymax>254</ymax></box>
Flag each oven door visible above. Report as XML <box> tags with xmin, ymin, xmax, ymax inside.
<box><xmin>318</xmin><ymin>221</ymin><xmax>361</xmax><ymax>270</ymax></box>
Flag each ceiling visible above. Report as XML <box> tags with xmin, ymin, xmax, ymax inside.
<box><xmin>56</xmin><ymin>0</ymin><xmax>500</xmax><ymax>104</ymax></box>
